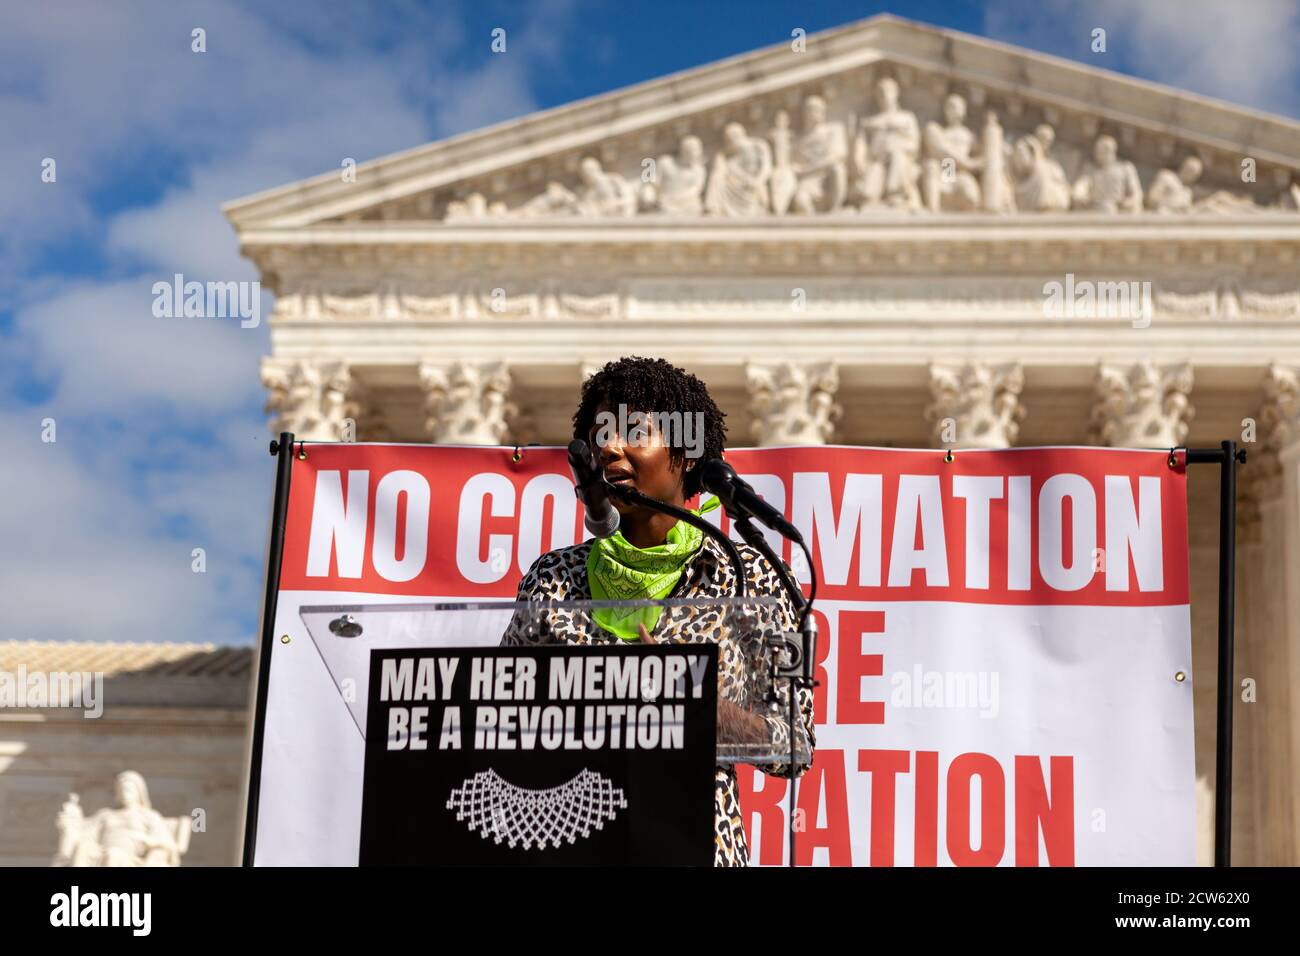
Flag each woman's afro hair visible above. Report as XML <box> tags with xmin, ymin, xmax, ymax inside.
<box><xmin>572</xmin><ymin>355</ymin><xmax>727</xmax><ymax>498</ymax></box>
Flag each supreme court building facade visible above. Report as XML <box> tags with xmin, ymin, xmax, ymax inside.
<box><xmin>223</xmin><ymin>16</ymin><xmax>1300</xmax><ymax>865</ymax></box>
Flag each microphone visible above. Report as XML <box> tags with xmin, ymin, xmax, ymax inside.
<box><xmin>568</xmin><ymin>439</ymin><xmax>621</xmax><ymax>537</ymax></box>
<box><xmin>699</xmin><ymin>459</ymin><xmax>804</xmax><ymax>544</ymax></box>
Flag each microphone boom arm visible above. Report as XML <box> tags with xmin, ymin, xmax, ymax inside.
<box><xmin>731</xmin><ymin>516</ymin><xmax>806</xmax><ymax>613</ymax></box>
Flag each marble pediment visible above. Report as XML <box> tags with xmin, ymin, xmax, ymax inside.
<box><xmin>225</xmin><ymin>15</ymin><xmax>1300</xmax><ymax>233</ymax></box>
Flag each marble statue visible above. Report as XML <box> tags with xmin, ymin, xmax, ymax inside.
<box><xmin>1279</xmin><ymin>180</ymin><xmax>1300</xmax><ymax>211</ymax></box>
<box><xmin>517</xmin><ymin>180</ymin><xmax>581</xmax><ymax>217</ymax></box>
<box><xmin>648</xmin><ymin>135</ymin><xmax>707</xmax><ymax>215</ymax></box>
<box><xmin>1147</xmin><ymin>156</ymin><xmax>1201</xmax><ymax>213</ymax></box>
<box><xmin>789</xmin><ymin>95</ymin><xmax>849</xmax><ymax>213</ymax></box>
<box><xmin>1071</xmin><ymin>134</ymin><xmax>1143</xmax><ymax>213</ymax></box>
<box><xmin>1011</xmin><ymin>124</ymin><xmax>1071</xmax><ymax>212</ymax></box>
<box><xmin>445</xmin><ymin>192</ymin><xmax>508</xmax><ymax>220</ymax></box>
<box><xmin>921</xmin><ymin>93</ymin><xmax>983</xmax><ymax>212</ymax></box>
<box><xmin>54</xmin><ymin>771</ymin><xmax>191</xmax><ymax>867</ymax></box>
<box><xmin>704</xmin><ymin>122</ymin><xmax>773</xmax><ymax>216</ymax></box>
<box><xmin>851</xmin><ymin>76</ymin><xmax>921</xmax><ymax>210</ymax></box>
<box><xmin>1148</xmin><ymin>155</ymin><xmax>1260</xmax><ymax>214</ymax></box>
<box><xmin>575</xmin><ymin>157</ymin><xmax>637</xmax><ymax>217</ymax></box>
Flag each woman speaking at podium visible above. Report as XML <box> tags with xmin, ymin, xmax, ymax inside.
<box><xmin>501</xmin><ymin>355</ymin><xmax>815</xmax><ymax>866</ymax></box>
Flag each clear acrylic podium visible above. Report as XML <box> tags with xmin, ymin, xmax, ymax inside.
<box><xmin>298</xmin><ymin>596</ymin><xmax>811</xmax><ymax>766</ymax></box>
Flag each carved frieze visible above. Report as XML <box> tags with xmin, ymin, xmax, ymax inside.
<box><xmin>418</xmin><ymin>75</ymin><xmax>1298</xmax><ymax>222</ymax></box>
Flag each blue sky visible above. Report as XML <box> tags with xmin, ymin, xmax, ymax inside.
<box><xmin>3</xmin><ymin>0</ymin><xmax>1298</xmax><ymax>646</ymax></box>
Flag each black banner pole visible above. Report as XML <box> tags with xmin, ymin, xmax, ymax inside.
<box><xmin>1183</xmin><ymin>442</ymin><xmax>1245</xmax><ymax>867</ymax></box>
<box><xmin>1212</xmin><ymin>440</ymin><xmax>1239</xmax><ymax>868</ymax></box>
<box><xmin>241</xmin><ymin>432</ymin><xmax>295</xmax><ymax>867</ymax></box>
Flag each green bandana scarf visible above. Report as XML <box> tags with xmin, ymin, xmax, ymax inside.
<box><xmin>587</xmin><ymin>496</ymin><xmax>722</xmax><ymax>641</ymax></box>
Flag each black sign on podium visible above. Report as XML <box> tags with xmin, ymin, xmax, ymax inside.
<box><xmin>295</xmin><ymin>597</ymin><xmax>802</xmax><ymax>867</ymax></box>
<box><xmin>360</xmin><ymin>644</ymin><xmax>717</xmax><ymax>866</ymax></box>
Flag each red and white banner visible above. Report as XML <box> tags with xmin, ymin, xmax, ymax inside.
<box><xmin>252</xmin><ymin>443</ymin><xmax>1196</xmax><ymax>866</ymax></box>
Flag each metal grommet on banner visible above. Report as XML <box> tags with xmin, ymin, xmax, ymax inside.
<box><xmin>1174</xmin><ymin>670</ymin><xmax>1186</xmax><ymax>682</ymax></box>
<box><xmin>1167</xmin><ymin>448</ymin><xmax>1178</xmax><ymax>469</ymax></box>
<box><xmin>943</xmin><ymin>449</ymin><xmax>954</xmax><ymax>464</ymax></box>
<box><xmin>297</xmin><ymin>442</ymin><xmax>308</xmax><ymax>461</ymax></box>
<box><xmin>513</xmin><ymin>442</ymin><xmax>545</xmax><ymax>463</ymax></box>
<box><xmin>280</xmin><ymin>634</ymin><xmax>291</xmax><ymax>645</ymax></box>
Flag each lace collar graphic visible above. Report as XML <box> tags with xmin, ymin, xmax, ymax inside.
<box><xmin>446</xmin><ymin>769</ymin><xmax>627</xmax><ymax>850</ymax></box>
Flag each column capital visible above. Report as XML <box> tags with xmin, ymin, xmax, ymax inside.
<box><xmin>745</xmin><ymin>360</ymin><xmax>842</xmax><ymax>446</ymax></box>
<box><xmin>418</xmin><ymin>360</ymin><xmax>516</xmax><ymax>445</ymax></box>
<box><xmin>1089</xmin><ymin>360</ymin><xmax>1194</xmax><ymax>448</ymax></box>
<box><xmin>925</xmin><ymin>361</ymin><xmax>1025</xmax><ymax>448</ymax></box>
<box><xmin>260</xmin><ymin>358</ymin><xmax>363</xmax><ymax>441</ymax></box>
<box><xmin>1247</xmin><ymin>363</ymin><xmax>1300</xmax><ymax>500</ymax></box>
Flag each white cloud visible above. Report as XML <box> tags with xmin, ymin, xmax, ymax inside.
<box><xmin>985</xmin><ymin>0</ymin><xmax>1300</xmax><ymax>118</ymax></box>
<box><xmin>11</xmin><ymin>278</ymin><xmax>266</xmax><ymax>414</ymax></box>
<box><xmin>0</xmin><ymin>410</ymin><xmax>265</xmax><ymax>644</ymax></box>
<box><xmin>0</xmin><ymin>0</ymin><xmax>582</xmax><ymax>644</ymax></box>
<box><xmin>0</xmin><ymin>0</ymin><xmax>565</xmax><ymax>296</ymax></box>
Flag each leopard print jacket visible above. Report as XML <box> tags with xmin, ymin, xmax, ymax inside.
<box><xmin>500</xmin><ymin>535</ymin><xmax>816</xmax><ymax>866</ymax></box>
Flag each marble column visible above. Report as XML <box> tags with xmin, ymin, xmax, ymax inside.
<box><xmin>418</xmin><ymin>360</ymin><xmax>516</xmax><ymax>445</ymax></box>
<box><xmin>1089</xmin><ymin>361</ymin><xmax>1194</xmax><ymax>448</ymax></box>
<box><xmin>925</xmin><ymin>361</ymin><xmax>1025</xmax><ymax>448</ymax></box>
<box><xmin>260</xmin><ymin>358</ymin><xmax>364</xmax><ymax>441</ymax></box>
<box><xmin>745</xmin><ymin>360</ymin><xmax>841</xmax><ymax>446</ymax></box>
<box><xmin>1247</xmin><ymin>364</ymin><xmax>1300</xmax><ymax>864</ymax></box>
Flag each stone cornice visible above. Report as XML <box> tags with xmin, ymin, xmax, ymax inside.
<box><xmin>240</xmin><ymin>215</ymin><xmax>1300</xmax><ymax>290</ymax></box>
<box><xmin>241</xmin><ymin>213</ymin><xmax>1300</xmax><ymax>244</ymax></box>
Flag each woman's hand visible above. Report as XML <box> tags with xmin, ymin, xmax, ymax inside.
<box><xmin>638</xmin><ymin>624</ymin><xmax>769</xmax><ymax>744</ymax></box>
<box><xmin>716</xmin><ymin>697</ymin><xmax>771</xmax><ymax>745</ymax></box>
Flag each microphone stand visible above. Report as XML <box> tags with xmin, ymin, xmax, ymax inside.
<box><xmin>610</xmin><ymin>482</ymin><xmax>817</xmax><ymax>866</ymax></box>
<box><xmin>731</xmin><ymin>516</ymin><xmax>819</xmax><ymax>869</ymax></box>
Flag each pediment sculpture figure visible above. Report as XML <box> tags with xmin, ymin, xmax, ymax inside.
<box><xmin>516</xmin><ymin>180</ymin><xmax>581</xmax><ymax>217</ymax></box>
<box><xmin>646</xmin><ymin>135</ymin><xmax>707</xmax><ymax>215</ymax></box>
<box><xmin>704</xmin><ymin>122</ymin><xmax>773</xmax><ymax>217</ymax></box>
<box><xmin>851</xmin><ymin>76</ymin><xmax>922</xmax><ymax>210</ymax></box>
<box><xmin>575</xmin><ymin>157</ymin><xmax>637</xmax><ymax>217</ymax></box>
<box><xmin>921</xmin><ymin>93</ymin><xmax>983</xmax><ymax>212</ymax></box>
<box><xmin>1011</xmin><ymin>124</ymin><xmax>1071</xmax><ymax>212</ymax></box>
<box><xmin>1071</xmin><ymin>134</ymin><xmax>1143</xmax><ymax>213</ymax></box>
<box><xmin>445</xmin><ymin>192</ymin><xmax>508</xmax><ymax>220</ymax></box>
<box><xmin>1279</xmin><ymin>180</ymin><xmax>1300</xmax><ymax>211</ymax></box>
<box><xmin>788</xmin><ymin>95</ymin><xmax>849</xmax><ymax>213</ymax></box>
<box><xmin>54</xmin><ymin>771</ymin><xmax>191</xmax><ymax>867</ymax></box>
<box><xmin>1148</xmin><ymin>155</ymin><xmax>1261</xmax><ymax>214</ymax></box>
<box><xmin>1146</xmin><ymin>156</ymin><xmax>1200</xmax><ymax>213</ymax></box>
